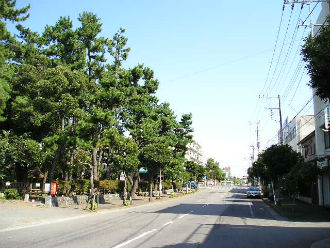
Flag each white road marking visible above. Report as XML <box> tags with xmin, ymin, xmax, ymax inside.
<box><xmin>249</xmin><ymin>203</ymin><xmax>255</xmax><ymax>218</ymax></box>
<box><xmin>0</xmin><ymin>214</ymin><xmax>91</xmax><ymax>233</ymax></box>
<box><xmin>163</xmin><ymin>221</ymin><xmax>173</xmax><ymax>226</ymax></box>
<box><xmin>112</xmin><ymin>229</ymin><xmax>157</xmax><ymax>248</ymax></box>
<box><xmin>179</xmin><ymin>214</ymin><xmax>189</xmax><ymax>219</ymax></box>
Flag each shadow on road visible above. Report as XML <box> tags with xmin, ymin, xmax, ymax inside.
<box><xmin>152</xmin><ymin>223</ymin><xmax>330</xmax><ymax>248</ymax></box>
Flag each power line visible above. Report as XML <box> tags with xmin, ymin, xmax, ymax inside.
<box><xmin>267</xmin><ymin>5</ymin><xmax>295</xmax><ymax>96</ymax></box>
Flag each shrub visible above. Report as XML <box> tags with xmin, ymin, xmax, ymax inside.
<box><xmin>56</xmin><ymin>181</ymin><xmax>72</xmax><ymax>196</ymax></box>
<box><xmin>4</xmin><ymin>189</ymin><xmax>21</xmax><ymax>199</ymax></box>
<box><xmin>162</xmin><ymin>181</ymin><xmax>172</xmax><ymax>190</ymax></box>
<box><xmin>72</xmin><ymin>180</ymin><xmax>91</xmax><ymax>195</ymax></box>
<box><xmin>169</xmin><ymin>192</ymin><xmax>177</xmax><ymax>198</ymax></box>
<box><xmin>99</xmin><ymin>180</ymin><xmax>120</xmax><ymax>193</ymax></box>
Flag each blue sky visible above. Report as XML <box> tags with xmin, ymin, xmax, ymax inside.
<box><xmin>10</xmin><ymin>0</ymin><xmax>320</xmax><ymax>177</ymax></box>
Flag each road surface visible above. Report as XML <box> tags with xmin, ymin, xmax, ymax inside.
<box><xmin>1</xmin><ymin>187</ymin><xmax>329</xmax><ymax>248</ymax></box>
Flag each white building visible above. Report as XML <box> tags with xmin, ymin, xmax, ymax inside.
<box><xmin>185</xmin><ymin>141</ymin><xmax>204</xmax><ymax>165</ymax></box>
<box><xmin>313</xmin><ymin>2</ymin><xmax>330</xmax><ymax>207</ymax></box>
<box><xmin>283</xmin><ymin>115</ymin><xmax>315</xmax><ymax>153</ymax></box>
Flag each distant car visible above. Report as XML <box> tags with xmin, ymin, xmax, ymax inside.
<box><xmin>182</xmin><ymin>182</ymin><xmax>197</xmax><ymax>189</ymax></box>
<box><xmin>246</xmin><ymin>186</ymin><xmax>261</xmax><ymax>198</ymax></box>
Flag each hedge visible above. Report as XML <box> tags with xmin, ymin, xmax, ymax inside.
<box><xmin>56</xmin><ymin>179</ymin><xmax>130</xmax><ymax>195</ymax></box>
<box><xmin>4</xmin><ymin>189</ymin><xmax>21</xmax><ymax>199</ymax></box>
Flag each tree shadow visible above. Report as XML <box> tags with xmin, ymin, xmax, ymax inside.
<box><xmin>152</xmin><ymin>224</ymin><xmax>330</xmax><ymax>248</ymax></box>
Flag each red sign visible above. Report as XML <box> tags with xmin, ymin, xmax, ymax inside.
<box><xmin>51</xmin><ymin>183</ymin><xmax>57</xmax><ymax>195</ymax></box>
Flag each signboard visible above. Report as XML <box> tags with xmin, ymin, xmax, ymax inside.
<box><xmin>44</xmin><ymin>183</ymin><xmax>50</xmax><ymax>193</ymax></box>
<box><xmin>119</xmin><ymin>172</ymin><xmax>125</xmax><ymax>181</ymax></box>
<box><xmin>50</xmin><ymin>183</ymin><xmax>57</xmax><ymax>195</ymax></box>
<box><xmin>138</xmin><ymin>167</ymin><xmax>148</xmax><ymax>173</ymax></box>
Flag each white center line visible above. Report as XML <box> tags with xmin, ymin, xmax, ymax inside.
<box><xmin>112</xmin><ymin>229</ymin><xmax>158</xmax><ymax>248</ymax></box>
<box><xmin>163</xmin><ymin>221</ymin><xmax>173</xmax><ymax>227</ymax></box>
<box><xmin>179</xmin><ymin>214</ymin><xmax>189</xmax><ymax>219</ymax></box>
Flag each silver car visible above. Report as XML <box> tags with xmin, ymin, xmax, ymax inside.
<box><xmin>246</xmin><ymin>186</ymin><xmax>261</xmax><ymax>198</ymax></box>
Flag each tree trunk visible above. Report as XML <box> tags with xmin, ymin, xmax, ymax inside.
<box><xmin>49</xmin><ymin>146</ymin><xmax>62</xmax><ymax>184</ymax></box>
<box><xmin>42</xmin><ymin>170</ymin><xmax>48</xmax><ymax>192</ymax></box>
<box><xmin>90</xmin><ymin>164</ymin><xmax>96</xmax><ymax>210</ymax></box>
<box><xmin>92</xmin><ymin>148</ymin><xmax>98</xmax><ymax>181</ymax></box>
<box><xmin>130</xmin><ymin>170</ymin><xmax>140</xmax><ymax>198</ymax></box>
<box><xmin>123</xmin><ymin>174</ymin><xmax>127</xmax><ymax>205</ymax></box>
<box><xmin>149</xmin><ymin>175</ymin><xmax>153</xmax><ymax>202</ymax></box>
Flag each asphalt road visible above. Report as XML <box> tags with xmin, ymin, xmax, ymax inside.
<box><xmin>1</xmin><ymin>187</ymin><xmax>329</xmax><ymax>248</ymax></box>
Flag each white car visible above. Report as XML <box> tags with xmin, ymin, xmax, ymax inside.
<box><xmin>246</xmin><ymin>186</ymin><xmax>262</xmax><ymax>198</ymax></box>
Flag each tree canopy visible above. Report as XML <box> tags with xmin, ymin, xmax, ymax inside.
<box><xmin>302</xmin><ymin>16</ymin><xmax>330</xmax><ymax>100</ymax></box>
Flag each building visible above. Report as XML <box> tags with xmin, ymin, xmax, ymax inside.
<box><xmin>297</xmin><ymin>131</ymin><xmax>316</xmax><ymax>163</ymax></box>
<box><xmin>222</xmin><ymin>167</ymin><xmax>231</xmax><ymax>179</ymax></box>
<box><xmin>313</xmin><ymin>2</ymin><xmax>330</xmax><ymax>207</ymax></box>
<box><xmin>282</xmin><ymin>115</ymin><xmax>315</xmax><ymax>153</ymax></box>
<box><xmin>185</xmin><ymin>141</ymin><xmax>204</xmax><ymax>165</ymax></box>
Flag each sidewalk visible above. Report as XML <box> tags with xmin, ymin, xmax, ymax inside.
<box><xmin>263</xmin><ymin>197</ymin><xmax>330</xmax><ymax>248</ymax></box>
<box><xmin>0</xmin><ymin>192</ymin><xmax>189</xmax><ymax>232</ymax></box>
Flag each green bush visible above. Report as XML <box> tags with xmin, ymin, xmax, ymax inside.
<box><xmin>72</xmin><ymin>180</ymin><xmax>91</xmax><ymax>195</ymax></box>
<box><xmin>162</xmin><ymin>181</ymin><xmax>173</xmax><ymax>190</ymax></box>
<box><xmin>99</xmin><ymin>180</ymin><xmax>120</xmax><ymax>193</ymax></box>
<box><xmin>56</xmin><ymin>181</ymin><xmax>72</xmax><ymax>195</ymax></box>
<box><xmin>169</xmin><ymin>192</ymin><xmax>177</xmax><ymax>198</ymax></box>
<box><xmin>4</xmin><ymin>189</ymin><xmax>21</xmax><ymax>199</ymax></box>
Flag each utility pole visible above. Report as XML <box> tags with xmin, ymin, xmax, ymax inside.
<box><xmin>256</xmin><ymin>121</ymin><xmax>260</xmax><ymax>154</ymax></box>
<box><xmin>278</xmin><ymin>95</ymin><xmax>283</xmax><ymax>144</ymax></box>
<box><xmin>260</xmin><ymin>95</ymin><xmax>284</xmax><ymax>144</ymax></box>
<box><xmin>284</xmin><ymin>0</ymin><xmax>328</xmax><ymax>37</ymax></box>
<box><xmin>250</xmin><ymin>145</ymin><xmax>255</xmax><ymax>163</ymax></box>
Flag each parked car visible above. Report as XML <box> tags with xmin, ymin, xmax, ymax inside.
<box><xmin>182</xmin><ymin>182</ymin><xmax>197</xmax><ymax>189</ymax></box>
<box><xmin>246</xmin><ymin>186</ymin><xmax>261</xmax><ymax>198</ymax></box>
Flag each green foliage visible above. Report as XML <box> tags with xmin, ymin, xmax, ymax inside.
<box><xmin>123</xmin><ymin>200</ymin><xmax>130</xmax><ymax>206</ymax></box>
<box><xmin>0</xmin><ymin>3</ymin><xmax>196</xmax><ymax>196</ymax></box>
<box><xmin>169</xmin><ymin>192</ymin><xmax>177</xmax><ymax>198</ymax></box>
<box><xmin>4</xmin><ymin>188</ymin><xmax>21</xmax><ymax>199</ymax></box>
<box><xmin>205</xmin><ymin>158</ymin><xmax>225</xmax><ymax>181</ymax></box>
<box><xmin>162</xmin><ymin>181</ymin><xmax>173</xmax><ymax>190</ymax></box>
<box><xmin>72</xmin><ymin>180</ymin><xmax>91</xmax><ymax>195</ymax></box>
<box><xmin>185</xmin><ymin>161</ymin><xmax>205</xmax><ymax>182</ymax></box>
<box><xmin>302</xmin><ymin>16</ymin><xmax>330</xmax><ymax>100</ymax></box>
<box><xmin>248</xmin><ymin>144</ymin><xmax>318</xmax><ymax>198</ymax></box>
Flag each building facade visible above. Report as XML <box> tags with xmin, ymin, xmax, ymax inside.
<box><xmin>185</xmin><ymin>141</ymin><xmax>204</xmax><ymax>165</ymax></box>
<box><xmin>297</xmin><ymin>131</ymin><xmax>316</xmax><ymax>163</ymax></box>
<box><xmin>283</xmin><ymin>115</ymin><xmax>315</xmax><ymax>153</ymax></box>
